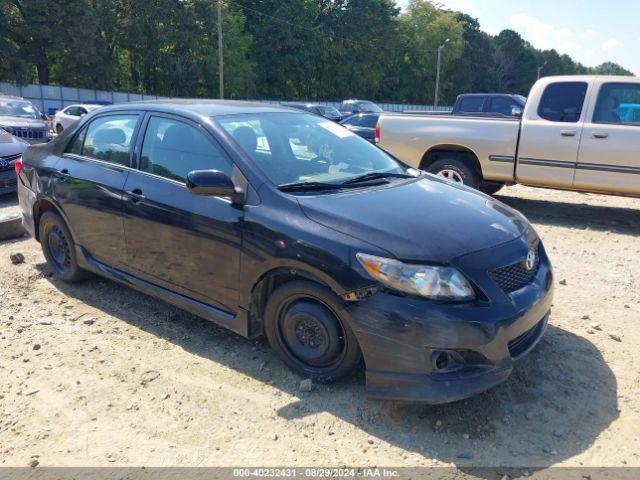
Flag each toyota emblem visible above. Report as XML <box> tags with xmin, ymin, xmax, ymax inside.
<box><xmin>524</xmin><ymin>250</ymin><xmax>536</xmax><ymax>271</ymax></box>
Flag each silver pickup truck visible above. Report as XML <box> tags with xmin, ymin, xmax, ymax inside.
<box><xmin>378</xmin><ymin>75</ymin><xmax>640</xmax><ymax>196</ymax></box>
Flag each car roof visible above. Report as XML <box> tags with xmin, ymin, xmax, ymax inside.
<box><xmin>97</xmin><ymin>99</ymin><xmax>300</xmax><ymax>117</ymax></box>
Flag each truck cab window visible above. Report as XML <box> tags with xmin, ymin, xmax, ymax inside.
<box><xmin>538</xmin><ymin>82</ymin><xmax>587</xmax><ymax>123</ymax></box>
<box><xmin>594</xmin><ymin>83</ymin><xmax>640</xmax><ymax>125</ymax></box>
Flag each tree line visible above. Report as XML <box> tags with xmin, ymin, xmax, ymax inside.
<box><xmin>0</xmin><ymin>0</ymin><xmax>633</xmax><ymax>104</ymax></box>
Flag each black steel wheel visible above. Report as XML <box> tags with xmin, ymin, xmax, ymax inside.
<box><xmin>39</xmin><ymin>211</ymin><xmax>90</xmax><ymax>282</ymax></box>
<box><xmin>264</xmin><ymin>280</ymin><xmax>361</xmax><ymax>382</ymax></box>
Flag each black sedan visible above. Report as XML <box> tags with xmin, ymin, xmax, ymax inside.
<box><xmin>17</xmin><ymin>101</ymin><xmax>553</xmax><ymax>403</ymax></box>
<box><xmin>339</xmin><ymin>113</ymin><xmax>380</xmax><ymax>143</ymax></box>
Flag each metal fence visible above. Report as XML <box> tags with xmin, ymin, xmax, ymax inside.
<box><xmin>0</xmin><ymin>81</ymin><xmax>452</xmax><ymax>114</ymax></box>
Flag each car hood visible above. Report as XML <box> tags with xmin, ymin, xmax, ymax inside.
<box><xmin>297</xmin><ymin>176</ymin><xmax>530</xmax><ymax>262</ymax></box>
<box><xmin>0</xmin><ymin>116</ymin><xmax>47</xmax><ymax>129</ymax></box>
<box><xmin>0</xmin><ymin>129</ymin><xmax>29</xmax><ymax>153</ymax></box>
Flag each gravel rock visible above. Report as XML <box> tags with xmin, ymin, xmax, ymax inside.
<box><xmin>609</xmin><ymin>334</ymin><xmax>622</xmax><ymax>342</ymax></box>
<box><xmin>559</xmin><ymin>279</ymin><xmax>567</xmax><ymax>285</ymax></box>
<box><xmin>590</xmin><ymin>322</ymin><xmax>601</xmax><ymax>330</ymax></box>
<box><xmin>10</xmin><ymin>253</ymin><xmax>25</xmax><ymax>265</ymax></box>
<box><xmin>29</xmin><ymin>459</ymin><xmax>39</xmax><ymax>468</ymax></box>
<box><xmin>299</xmin><ymin>378</ymin><xmax>313</xmax><ymax>392</ymax></box>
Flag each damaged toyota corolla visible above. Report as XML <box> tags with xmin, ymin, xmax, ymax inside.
<box><xmin>17</xmin><ymin>101</ymin><xmax>553</xmax><ymax>403</ymax></box>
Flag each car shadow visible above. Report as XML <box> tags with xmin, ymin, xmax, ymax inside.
<box><xmin>495</xmin><ymin>193</ymin><xmax>640</xmax><ymax>236</ymax></box>
<box><xmin>39</xmin><ymin>264</ymin><xmax>618</xmax><ymax>471</ymax></box>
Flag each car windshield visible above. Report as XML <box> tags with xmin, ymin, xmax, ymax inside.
<box><xmin>0</xmin><ymin>99</ymin><xmax>40</xmax><ymax>119</ymax></box>
<box><xmin>216</xmin><ymin>112</ymin><xmax>405</xmax><ymax>187</ymax></box>
<box><xmin>358</xmin><ymin>101</ymin><xmax>383</xmax><ymax>113</ymax></box>
<box><xmin>318</xmin><ymin>106</ymin><xmax>341</xmax><ymax>117</ymax></box>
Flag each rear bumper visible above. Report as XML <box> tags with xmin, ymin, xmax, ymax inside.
<box><xmin>17</xmin><ymin>178</ymin><xmax>37</xmax><ymax>238</ymax></box>
<box><xmin>347</xmin><ymin>241</ymin><xmax>554</xmax><ymax>403</ymax></box>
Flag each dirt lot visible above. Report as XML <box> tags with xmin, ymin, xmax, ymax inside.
<box><xmin>1</xmin><ymin>185</ymin><xmax>639</xmax><ymax>470</ymax></box>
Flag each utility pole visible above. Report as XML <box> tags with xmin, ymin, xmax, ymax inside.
<box><xmin>217</xmin><ymin>0</ymin><xmax>224</xmax><ymax>99</ymax></box>
<box><xmin>537</xmin><ymin>61</ymin><xmax>547</xmax><ymax>80</ymax></box>
<box><xmin>434</xmin><ymin>38</ymin><xmax>450</xmax><ymax>107</ymax></box>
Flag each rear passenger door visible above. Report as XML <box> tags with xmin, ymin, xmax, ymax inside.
<box><xmin>54</xmin><ymin>112</ymin><xmax>141</xmax><ymax>268</ymax></box>
<box><xmin>574</xmin><ymin>81</ymin><xmax>640</xmax><ymax>195</ymax></box>
<box><xmin>122</xmin><ymin>113</ymin><xmax>243</xmax><ymax>313</ymax></box>
<box><xmin>516</xmin><ymin>81</ymin><xmax>590</xmax><ymax>188</ymax></box>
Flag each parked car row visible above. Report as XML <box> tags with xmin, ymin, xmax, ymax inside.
<box><xmin>17</xmin><ymin>99</ymin><xmax>552</xmax><ymax>403</ymax></box>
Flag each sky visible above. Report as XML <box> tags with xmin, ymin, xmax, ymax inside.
<box><xmin>396</xmin><ymin>0</ymin><xmax>638</xmax><ymax>75</ymax></box>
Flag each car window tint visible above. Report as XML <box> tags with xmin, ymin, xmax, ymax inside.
<box><xmin>360</xmin><ymin>115</ymin><xmax>378</xmax><ymax>128</ymax></box>
<box><xmin>82</xmin><ymin>114</ymin><xmax>138</xmax><ymax>166</ymax></box>
<box><xmin>140</xmin><ymin>116</ymin><xmax>232</xmax><ymax>183</ymax></box>
<box><xmin>538</xmin><ymin>82</ymin><xmax>587</xmax><ymax>123</ymax></box>
<box><xmin>458</xmin><ymin>97</ymin><xmax>484</xmax><ymax>113</ymax></box>
<box><xmin>594</xmin><ymin>82</ymin><xmax>640</xmax><ymax>125</ymax></box>
<box><xmin>342</xmin><ymin>115</ymin><xmax>361</xmax><ymax>126</ymax></box>
<box><xmin>489</xmin><ymin>97</ymin><xmax>515</xmax><ymax>116</ymax></box>
<box><xmin>67</xmin><ymin>126</ymin><xmax>87</xmax><ymax>155</ymax></box>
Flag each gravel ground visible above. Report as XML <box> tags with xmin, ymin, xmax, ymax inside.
<box><xmin>0</xmin><ymin>185</ymin><xmax>639</xmax><ymax>470</ymax></box>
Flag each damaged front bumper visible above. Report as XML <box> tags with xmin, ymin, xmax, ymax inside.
<box><xmin>346</xmin><ymin>241</ymin><xmax>554</xmax><ymax>403</ymax></box>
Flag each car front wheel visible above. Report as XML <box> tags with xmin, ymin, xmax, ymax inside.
<box><xmin>263</xmin><ymin>280</ymin><xmax>362</xmax><ymax>382</ymax></box>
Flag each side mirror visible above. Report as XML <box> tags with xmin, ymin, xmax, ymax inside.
<box><xmin>186</xmin><ymin>170</ymin><xmax>244</xmax><ymax>203</ymax></box>
<box><xmin>511</xmin><ymin>106</ymin><xmax>523</xmax><ymax>117</ymax></box>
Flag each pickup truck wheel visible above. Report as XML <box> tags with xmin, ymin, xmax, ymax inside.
<box><xmin>428</xmin><ymin>158</ymin><xmax>480</xmax><ymax>189</ymax></box>
<box><xmin>263</xmin><ymin>280</ymin><xmax>362</xmax><ymax>383</ymax></box>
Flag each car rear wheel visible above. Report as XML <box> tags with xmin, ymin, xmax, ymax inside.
<box><xmin>427</xmin><ymin>157</ymin><xmax>480</xmax><ymax>189</ymax></box>
<box><xmin>263</xmin><ymin>280</ymin><xmax>361</xmax><ymax>382</ymax></box>
<box><xmin>55</xmin><ymin>124</ymin><xmax>64</xmax><ymax>134</ymax></box>
<box><xmin>39</xmin><ymin>211</ymin><xmax>90</xmax><ymax>282</ymax></box>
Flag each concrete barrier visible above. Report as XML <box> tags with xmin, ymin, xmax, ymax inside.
<box><xmin>0</xmin><ymin>213</ymin><xmax>25</xmax><ymax>241</ymax></box>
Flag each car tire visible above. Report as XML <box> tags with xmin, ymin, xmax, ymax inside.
<box><xmin>480</xmin><ymin>183</ymin><xmax>504</xmax><ymax>195</ymax></box>
<box><xmin>55</xmin><ymin>124</ymin><xmax>64</xmax><ymax>134</ymax></box>
<box><xmin>39</xmin><ymin>211</ymin><xmax>90</xmax><ymax>282</ymax></box>
<box><xmin>263</xmin><ymin>280</ymin><xmax>362</xmax><ymax>382</ymax></box>
<box><xmin>427</xmin><ymin>157</ymin><xmax>480</xmax><ymax>189</ymax></box>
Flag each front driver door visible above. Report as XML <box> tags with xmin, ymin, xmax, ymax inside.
<box><xmin>516</xmin><ymin>81</ymin><xmax>590</xmax><ymax>188</ymax></box>
<box><xmin>122</xmin><ymin>113</ymin><xmax>243</xmax><ymax>313</ymax></box>
<box><xmin>574</xmin><ymin>81</ymin><xmax>640</xmax><ymax>196</ymax></box>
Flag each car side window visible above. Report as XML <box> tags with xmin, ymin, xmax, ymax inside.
<box><xmin>65</xmin><ymin>106</ymin><xmax>79</xmax><ymax>116</ymax></box>
<box><xmin>360</xmin><ymin>115</ymin><xmax>378</xmax><ymax>128</ymax></box>
<box><xmin>458</xmin><ymin>97</ymin><xmax>484</xmax><ymax>113</ymax></box>
<box><xmin>82</xmin><ymin>114</ymin><xmax>139</xmax><ymax>166</ymax></box>
<box><xmin>342</xmin><ymin>115</ymin><xmax>361</xmax><ymax>126</ymax></box>
<box><xmin>67</xmin><ymin>126</ymin><xmax>87</xmax><ymax>155</ymax></box>
<box><xmin>489</xmin><ymin>97</ymin><xmax>515</xmax><ymax>116</ymax></box>
<box><xmin>538</xmin><ymin>82</ymin><xmax>587</xmax><ymax>123</ymax></box>
<box><xmin>139</xmin><ymin>116</ymin><xmax>233</xmax><ymax>183</ymax></box>
<box><xmin>593</xmin><ymin>82</ymin><xmax>640</xmax><ymax>126</ymax></box>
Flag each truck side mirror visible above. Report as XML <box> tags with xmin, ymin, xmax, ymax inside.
<box><xmin>511</xmin><ymin>106</ymin><xmax>523</xmax><ymax>117</ymax></box>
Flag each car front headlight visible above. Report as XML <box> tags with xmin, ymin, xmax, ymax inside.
<box><xmin>356</xmin><ymin>253</ymin><xmax>475</xmax><ymax>301</ymax></box>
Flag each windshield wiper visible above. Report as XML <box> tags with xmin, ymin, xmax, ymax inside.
<box><xmin>340</xmin><ymin>171</ymin><xmax>415</xmax><ymax>185</ymax></box>
<box><xmin>278</xmin><ymin>181</ymin><xmax>344</xmax><ymax>192</ymax></box>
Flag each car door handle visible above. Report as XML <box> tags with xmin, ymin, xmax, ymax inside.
<box><xmin>125</xmin><ymin>188</ymin><xmax>146</xmax><ymax>203</ymax></box>
<box><xmin>592</xmin><ymin>131</ymin><xmax>609</xmax><ymax>139</ymax></box>
<box><xmin>560</xmin><ymin>130</ymin><xmax>576</xmax><ymax>137</ymax></box>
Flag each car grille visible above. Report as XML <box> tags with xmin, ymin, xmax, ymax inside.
<box><xmin>0</xmin><ymin>153</ymin><xmax>21</xmax><ymax>172</ymax></box>
<box><xmin>490</xmin><ymin>246</ymin><xmax>540</xmax><ymax>294</ymax></box>
<box><xmin>11</xmin><ymin>128</ymin><xmax>47</xmax><ymax>141</ymax></box>
<box><xmin>508</xmin><ymin>317</ymin><xmax>546</xmax><ymax>359</ymax></box>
